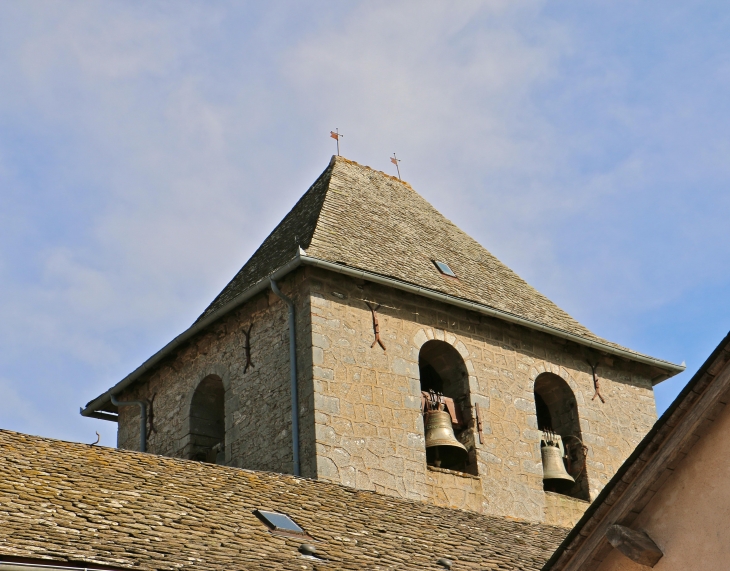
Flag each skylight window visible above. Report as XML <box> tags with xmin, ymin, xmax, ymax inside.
<box><xmin>433</xmin><ymin>260</ymin><xmax>456</xmax><ymax>278</ymax></box>
<box><xmin>254</xmin><ymin>510</ymin><xmax>305</xmax><ymax>534</ymax></box>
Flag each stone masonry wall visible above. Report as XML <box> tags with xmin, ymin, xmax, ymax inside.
<box><xmin>115</xmin><ymin>264</ymin><xmax>660</xmax><ymax>527</ymax></box>
<box><xmin>307</xmin><ymin>268</ymin><xmax>659</xmax><ymax>526</ymax></box>
<box><xmin>117</xmin><ymin>269</ymin><xmax>316</xmax><ymax>477</ymax></box>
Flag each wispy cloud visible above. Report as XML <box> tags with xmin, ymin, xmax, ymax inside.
<box><xmin>0</xmin><ymin>1</ymin><xmax>728</xmax><ymax>442</ymax></box>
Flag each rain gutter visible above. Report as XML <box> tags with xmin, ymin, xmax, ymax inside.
<box><xmin>301</xmin><ymin>255</ymin><xmax>684</xmax><ymax>378</ymax></box>
<box><xmin>81</xmin><ymin>249</ymin><xmax>683</xmax><ymax>420</ymax></box>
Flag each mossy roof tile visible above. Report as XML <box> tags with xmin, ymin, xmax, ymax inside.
<box><xmin>0</xmin><ymin>430</ymin><xmax>567</xmax><ymax>571</ymax></box>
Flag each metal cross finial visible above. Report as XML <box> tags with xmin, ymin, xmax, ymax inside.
<box><xmin>330</xmin><ymin>128</ymin><xmax>343</xmax><ymax>156</ymax></box>
<box><xmin>390</xmin><ymin>153</ymin><xmax>401</xmax><ymax>180</ymax></box>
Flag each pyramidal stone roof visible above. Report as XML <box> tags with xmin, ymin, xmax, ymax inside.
<box><xmin>0</xmin><ymin>430</ymin><xmax>567</xmax><ymax>571</ymax></box>
<box><xmin>198</xmin><ymin>156</ymin><xmax>674</xmax><ymax>368</ymax></box>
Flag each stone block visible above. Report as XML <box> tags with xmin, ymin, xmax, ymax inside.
<box><xmin>318</xmin><ymin>456</ymin><xmax>339</xmax><ymax>479</ymax></box>
<box><xmin>311</xmin><ymin>293</ymin><xmax>331</xmax><ymax>308</ymax></box>
<box><xmin>522</xmin><ymin>460</ymin><xmax>543</xmax><ymax>475</ymax></box>
<box><xmin>312</xmin><ymin>333</ymin><xmax>330</xmax><ymax>349</ymax></box>
<box><xmin>330</xmin><ymin>416</ymin><xmax>354</xmax><ymax>436</ymax></box>
<box><xmin>407</xmin><ymin>432</ymin><xmax>424</xmax><ymax>449</ymax></box>
<box><xmin>331</xmin><ymin>447</ymin><xmax>351</xmax><ymax>467</ymax></box>
<box><xmin>364</xmin><ymin>405</ymin><xmax>384</xmax><ymax>424</ymax></box>
<box><xmin>340</xmin><ymin>465</ymin><xmax>357</xmax><ymax>487</ymax></box>
<box><xmin>314</xmin><ymin>394</ymin><xmax>340</xmax><ymax>414</ymax></box>
<box><xmin>514</xmin><ymin>397</ymin><xmax>534</xmax><ymax>412</ymax></box>
<box><xmin>414</xmin><ymin>329</ymin><xmax>428</xmax><ymax>348</ymax></box>
<box><xmin>313</xmin><ymin>366</ymin><xmax>334</xmax><ymax>381</ymax></box>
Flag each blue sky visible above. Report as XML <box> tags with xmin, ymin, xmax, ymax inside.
<box><xmin>1</xmin><ymin>2</ymin><xmax>728</xmax><ymax>447</ymax></box>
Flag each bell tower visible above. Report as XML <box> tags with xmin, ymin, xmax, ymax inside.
<box><xmin>82</xmin><ymin>156</ymin><xmax>683</xmax><ymax>527</ymax></box>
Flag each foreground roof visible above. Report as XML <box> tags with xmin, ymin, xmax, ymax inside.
<box><xmin>542</xmin><ymin>330</ymin><xmax>730</xmax><ymax>571</ymax></box>
<box><xmin>0</xmin><ymin>430</ymin><xmax>567</xmax><ymax>571</ymax></box>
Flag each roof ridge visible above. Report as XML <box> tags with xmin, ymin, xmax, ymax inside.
<box><xmin>331</xmin><ymin>154</ymin><xmax>415</xmax><ymax>191</ymax></box>
<box><xmin>195</xmin><ymin>160</ymin><xmax>335</xmax><ymax>321</ymax></box>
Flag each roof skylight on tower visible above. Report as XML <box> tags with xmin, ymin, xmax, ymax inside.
<box><xmin>254</xmin><ymin>510</ymin><xmax>305</xmax><ymax>534</ymax></box>
<box><xmin>433</xmin><ymin>260</ymin><xmax>456</xmax><ymax>278</ymax></box>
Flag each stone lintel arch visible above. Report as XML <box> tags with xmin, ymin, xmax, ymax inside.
<box><xmin>180</xmin><ymin>364</ymin><xmax>232</xmax><ymax>420</ymax></box>
<box><xmin>413</xmin><ymin>328</ymin><xmax>476</xmax><ymax>382</ymax></box>
<box><xmin>533</xmin><ymin>370</ymin><xmax>590</xmax><ymax>501</ymax></box>
<box><xmin>528</xmin><ymin>362</ymin><xmax>580</xmax><ymax>393</ymax></box>
<box><xmin>414</xmin><ymin>328</ymin><xmax>480</xmax><ymax>474</ymax></box>
<box><xmin>183</xmin><ymin>368</ymin><xmax>230</xmax><ymax>464</ymax></box>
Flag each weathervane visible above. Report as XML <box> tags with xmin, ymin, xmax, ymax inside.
<box><xmin>390</xmin><ymin>153</ymin><xmax>401</xmax><ymax>180</ymax></box>
<box><xmin>330</xmin><ymin>128</ymin><xmax>343</xmax><ymax>156</ymax></box>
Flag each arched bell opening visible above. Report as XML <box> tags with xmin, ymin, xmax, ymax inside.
<box><xmin>189</xmin><ymin>375</ymin><xmax>226</xmax><ymax>464</ymax></box>
<box><xmin>418</xmin><ymin>340</ymin><xmax>477</xmax><ymax>475</ymax></box>
<box><xmin>534</xmin><ymin>373</ymin><xmax>589</xmax><ymax>500</ymax></box>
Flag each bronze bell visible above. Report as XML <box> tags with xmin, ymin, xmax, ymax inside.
<box><xmin>424</xmin><ymin>409</ymin><xmax>468</xmax><ymax>469</ymax></box>
<box><xmin>541</xmin><ymin>443</ymin><xmax>575</xmax><ymax>482</ymax></box>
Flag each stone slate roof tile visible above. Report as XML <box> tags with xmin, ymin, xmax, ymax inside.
<box><xmin>198</xmin><ymin>156</ymin><xmax>634</xmax><ymax>356</ymax></box>
<box><xmin>0</xmin><ymin>430</ymin><xmax>567</xmax><ymax>571</ymax></box>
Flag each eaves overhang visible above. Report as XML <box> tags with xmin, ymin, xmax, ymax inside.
<box><xmin>81</xmin><ymin>249</ymin><xmax>684</xmax><ymax>419</ymax></box>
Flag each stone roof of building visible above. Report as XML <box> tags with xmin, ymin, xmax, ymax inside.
<box><xmin>80</xmin><ymin>155</ymin><xmax>680</xmax><ymax>418</ymax></box>
<box><xmin>542</xmin><ymin>330</ymin><xmax>730</xmax><ymax>571</ymax></box>
<box><xmin>197</xmin><ymin>156</ymin><xmax>666</xmax><ymax>364</ymax></box>
<box><xmin>0</xmin><ymin>430</ymin><xmax>567</xmax><ymax>571</ymax></box>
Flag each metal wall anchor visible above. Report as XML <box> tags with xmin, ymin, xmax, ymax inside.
<box><xmin>146</xmin><ymin>393</ymin><xmax>157</xmax><ymax>438</ymax></box>
<box><xmin>474</xmin><ymin>403</ymin><xmax>484</xmax><ymax>444</ymax></box>
<box><xmin>243</xmin><ymin>323</ymin><xmax>254</xmax><ymax>373</ymax></box>
<box><xmin>588</xmin><ymin>361</ymin><xmax>605</xmax><ymax>403</ymax></box>
<box><xmin>365</xmin><ymin>302</ymin><xmax>386</xmax><ymax>352</ymax></box>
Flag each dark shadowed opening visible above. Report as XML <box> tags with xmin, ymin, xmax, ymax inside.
<box><xmin>418</xmin><ymin>340</ymin><xmax>476</xmax><ymax>474</ymax></box>
<box><xmin>189</xmin><ymin>375</ymin><xmax>225</xmax><ymax>464</ymax></box>
<box><xmin>534</xmin><ymin>373</ymin><xmax>589</xmax><ymax>500</ymax></box>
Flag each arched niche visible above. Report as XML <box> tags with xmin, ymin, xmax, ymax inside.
<box><xmin>189</xmin><ymin>375</ymin><xmax>225</xmax><ymax>464</ymax></box>
<box><xmin>534</xmin><ymin>372</ymin><xmax>588</xmax><ymax>500</ymax></box>
<box><xmin>418</xmin><ymin>339</ymin><xmax>476</xmax><ymax>474</ymax></box>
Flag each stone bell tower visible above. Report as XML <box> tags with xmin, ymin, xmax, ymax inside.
<box><xmin>82</xmin><ymin>155</ymin><xmax>683</xmax><ymax>527</ymax></box>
